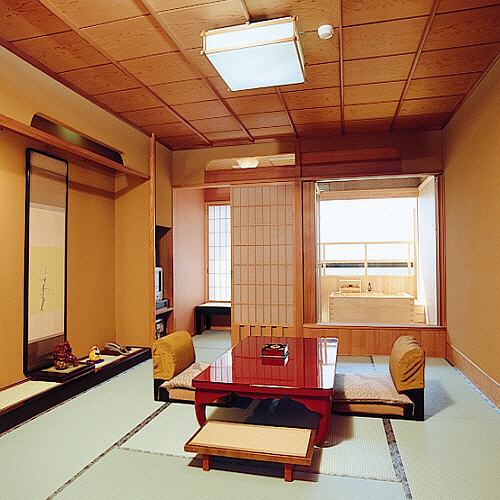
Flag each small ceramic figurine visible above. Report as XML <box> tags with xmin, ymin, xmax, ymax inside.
<box><xmin>53</xmin><ymin>341</ymin><xmax>79</xmax><ymax>370</ymax></box>
<box><xmin>88</xmin><ymin>345</ymin><xmax>101</xmax><ymax>362</ymax></box>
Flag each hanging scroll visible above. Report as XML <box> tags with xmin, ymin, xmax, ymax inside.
<box><xmin>24</xmin><ymin>149</ymin><xmax>68</xmax><ymax>374</ymax></box>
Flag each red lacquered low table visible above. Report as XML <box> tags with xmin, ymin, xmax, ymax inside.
<box><xmin>192</xmin><ymin>336</ymin><xmax>338</xmax><ymax>446</ymax></box>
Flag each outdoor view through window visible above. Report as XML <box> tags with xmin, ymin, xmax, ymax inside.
<box><xmin>317</xmin><ymin>176</ymin><xmax>439</xmax><ymax>326</ymax></box>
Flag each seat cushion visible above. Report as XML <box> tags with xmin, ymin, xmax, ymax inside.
<box><xmin>162</xmin><ymin>362</ymin><xmax>210</xmax><ymax>391</ymax></box>
<box><xmin>152</xmin><ymin>330</ymin><xmax>195</xmax><ymax>380</ymax></box>
<box><xmin>333</xmin><ymin>373</ymin><xmax>413</xmax><ymax>407</ymax></box>
<box><xmin>389</xmin><ymin>335</ymin><xmax>425</xmax><ymax>392</ymax></box>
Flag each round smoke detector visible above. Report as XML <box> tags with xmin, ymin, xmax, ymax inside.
<box><xmin>318</xmin><ymin>24</ymin><xmax>334</xmax><ymax>40</ymax></box>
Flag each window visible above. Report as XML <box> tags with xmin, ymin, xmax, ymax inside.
<box><xmin>317</xmin><ymin>176</ymin><xmax>439</xmax><ymax>326</ymax></box>
<box><xmin>207</xmin><ymin>204</ymin><xmax>231</xmax><ymax>302</ymax></box>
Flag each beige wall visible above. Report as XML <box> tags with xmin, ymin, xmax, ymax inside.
<box><xmin>156</xmin><ymin>143</ymin><xmax>173</xmax><ymax>228</ymax></box>
<box><xmin>0</xmin><ymin>46</ymin><xmax>154</xmax><ymax>388</ymax></box>
<box><xmin>0</xmin><ymin>130</ymin><xmax>35</xmax><ymax>387</ymax></box>
<box><xmin>173</xmin><ymin>188</ymin><xmax>205</xmax><ymax>332</ymax></box>
<box><xmin>444</xmin><ymin>56</ymin><xmax>500</xmax><ymax>386</ymax></box>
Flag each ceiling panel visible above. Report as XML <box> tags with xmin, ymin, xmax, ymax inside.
<box><xmin>344</xmin><ymin>81</ymin><xmax>405</xmax><ymax>106</ymax></box>
<box><xmin>283</xmin><ymin>88</ymin><xmax>341</xmax><ymax>110</ymax></box>
<box><xmin>120</xmin><ymin>52</ymin><xmax>199</xmax><ymax>86</ymax></box>
<box><xmin>225</xmin><ymin>94</ymin><xmax>284</xmax><ymax>114</ymax></box>
<box><xmin>95</xmin><ymin>88</ymin><xmax>161</xmax><ymax>113</ymax></box>
<box><xmin>0</xmin><ymin>0</ymin><xmax>68</xmax><ymax>40</ymax></box>
<box><xmin>12</xmin><ymin>31</ymin><xmax>109</xmax><ymax>72</ymax></box>
<box><xmin>1</xmin><ymin>0</ymin><xmax>499</xmax><ymax>150</ymax></box>
<box><xmin>246</xmin><ymin>0</ymin><xmax>339</xmax><ymax>33</ymax></box>
<box><xmin>399</xmin><ymin>95</ymin><xmax>463</xmax><ymax>116</ymax></box>
<box><xmin>47</xmin><ymin>0</ymin><xmax>149</xmax><ymax>28</ymax></box>
<box><xmin>343</xmin><ymin>17</ymin><xmax>427</xmax><ymax>60</ymax></box>
<box><xmin>121</xmin><ymin>107</ymin><xmax>182</xmax><ymax>127</ymax></box>
<box><xmin>405</xmin><ymin>73</ymin><xmax>480</xmax><ymax>100</ymax></box>
<box><xmin>189</xmin><ymin>116</ymin><xmax>243</xmax><ymax>134</ymax></box>
<box><xmin>172</xmin><ymin>100</ymin><xmax>232</xmax><ymax>121</ymax></box>
<box><xmin>425</xmin><ymin>5</ymin><xmax>500</xmax><ymax>51</ymax></box>
<box><xmin>393</xmin><ymin>113</ymin><xmax>450</xmax><ymax>130</ymax></box>
<box><xmin>343</xmin><ymin>0</ymin><xmax>435</xmax><ymax>26</ymax></box>
<box><xmin>344</xmin><ymin>101</ymin><xmax>399</xmax><ymax>121</ymax></box>
<box><xmin>414</xmin><ymin>44</ymin><xmax>500</xmax><ymax>78</ymax></box>
<box><xmin>152</xmin><ymin>79</ymin><xmax>217</xmax><ymax>106</ymax></box>
<box><xmin>82</xmin><ymin>15</ymin><xmax>178</xmax><ymax>61</ymax></box>
<box><xmin>343</xmin><ymin>54</ymin><xmax>414</xmax><ymax>86</ymax></box>
<box><xmin>290</xmin><ymin>107</ymin><xmax>341</xmax><ymax>124</ymax></box>
<box><xmin>239</xmin><ymin>112</ymin><xmax>291</xmax><ymax>129</ymax></box>
<box><xmin>60</xmin><ymin>64</ymin><xmax>139</xmax><ymax>95</ymax></box>
<box><xmin>157</xmin><ymin>0</ymin><xmax>247</xmax><ymax>50</ymax></box>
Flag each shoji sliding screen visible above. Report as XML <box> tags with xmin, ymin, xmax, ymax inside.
<box><xmin>231</xmin><ymin>183</ymin><xmax>294</xmax><ymax>343</ymax></box>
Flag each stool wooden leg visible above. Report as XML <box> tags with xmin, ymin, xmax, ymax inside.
<box><xmin>202</xmin><ymin>454</ymin><xmax>212</xmax><ymax>471</ymax></box>
<box><xmin>284</xmin><ymin>463</ymin><xmax>294</xmax><ymax>482</ymax></box>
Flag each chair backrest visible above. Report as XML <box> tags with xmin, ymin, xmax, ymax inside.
<box><xmin>389</xmin><ymin>335</ymin><xmax>425</xmax><ymax>392</ymax></box>
<box><xmin>152</xmin><ymin>330</ymin><xmax>195</xmax><ymax>380</ymax></box>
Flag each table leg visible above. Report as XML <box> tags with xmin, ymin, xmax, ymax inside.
<box><xmin>289</xmin><ymin>396</ymin><xmax>332</xmax><ymax>446</ymax></box>
<box><xmin>195</xmin><ymin>389</ymin><xmax>232</xmax><ymax>426</ymax></box>
<box><xmin>205</xmin><ymin>312</ymin><xmax>211</xmax><ymax>331</ymax></box>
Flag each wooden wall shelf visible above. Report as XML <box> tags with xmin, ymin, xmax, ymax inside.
<box><xmin>0</xmin><ymin>112</ymin><xmax>149</xmax><ymax>180</ymax></box>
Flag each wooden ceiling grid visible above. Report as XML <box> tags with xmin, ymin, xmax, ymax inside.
<box><xmin>0</xmin><ymin>0</ymin><xmax>499</xmax><ymax>150</ymax></box>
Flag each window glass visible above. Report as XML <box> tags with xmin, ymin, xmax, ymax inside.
<box><xmin>207</xmin><ymin>204</ymin><xmax>231</xmax><ymax>302</ymax></box>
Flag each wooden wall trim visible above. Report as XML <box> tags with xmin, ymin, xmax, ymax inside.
<box><xmin>149</xmin><ymin>134</ymin><xmax>156</xmax><ymax>346</ymax></box>
<box><xmin>447</xmin><ymin>343</ymin><xmax>500</xmax><ymax>409</ymax></box>
<box><xmin>205</xmin><ymin>166</ymin><xmax>295</xmax><ymax>184</ymax></box>
<box><xmin>437</xmin><ymin>174</ymin><xmax>447</xmax><ymax>326</ymax></box>
<box><xmin>293</xmin><ymin>179</ymin><xmax>304</xmax><ymax>337</ymax></box>
<box><xmin>301</xmin><ymin>148</ymin><xmax>401</xmax><ymax>165</ymax></box>
<box><xmin>0</xmin><ymin>112</ymin><xmax>149</xmax><ymax>180</ymax></box>
<box><xmin>301</xmin><ymin>161</ymin><xmax>402</xmax><ymax>180</ymax></box>
<box><xmin>302</xmin><ymin>181</ymin><xmax>317</xmax><ymax>324</ymax></box>
<box><xmin>303</xmin><ymin>324</ymin><xmax>446</xmax><ymax>357</ymax></box>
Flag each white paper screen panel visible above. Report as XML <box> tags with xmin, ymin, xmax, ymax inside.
<box><xmin>232</xmin><ymin>184</ymin><xmax>294</xmax><ymax>326</ymax></box>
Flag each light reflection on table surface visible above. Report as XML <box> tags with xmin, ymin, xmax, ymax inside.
<box><xmin>194</xmin><ymin>336</ymin><xmax>338</xmax><ymax>390</ymax></box>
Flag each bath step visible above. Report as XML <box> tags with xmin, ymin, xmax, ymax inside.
<box><xmin>184</xmin><ymin>420</ymin><xmax>316</xmax><ymax>482</ymax></box>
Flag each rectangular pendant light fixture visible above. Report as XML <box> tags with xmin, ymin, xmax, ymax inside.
<box><xmin>202</xmin><ymin>16</ymin><xmax>305</xmax><ymax>92</ymax></box>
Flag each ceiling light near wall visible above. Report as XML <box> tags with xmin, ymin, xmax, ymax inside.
<box><xmin>201</xmin><ymin>17</ymin><xmax>305</xmax><ymax>91</ymax></box>
<box><xmin>234</xmin><ymin>157</ymin><xmax>259</xmax><ymax>169</ymax></box>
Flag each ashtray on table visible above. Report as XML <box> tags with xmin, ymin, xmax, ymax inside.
<box><xmin>261</xmin><ymin>343</ymin><xmax>289</xmax><ymax>358</ymax></box>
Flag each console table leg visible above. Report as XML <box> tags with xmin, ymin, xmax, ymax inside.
<box><xmin>202</xmin><ymin>454</ymin><xmax>212</xmax><ymax>471</ymax></box>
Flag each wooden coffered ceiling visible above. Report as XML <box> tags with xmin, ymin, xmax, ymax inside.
<box><xmin>1</xmin><ymin>0</ymin><xmax>499</xmax><ymax>151</ymax></box>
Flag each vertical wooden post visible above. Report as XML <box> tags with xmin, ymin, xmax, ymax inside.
<box><xmin>149</xmin><ymin>134</ymin><xmax>157</xmax><ymax>346</ymax></box>
<box><xmin>302</xmin><ymin>181</ymin><xmax>317</xmax><ymax>325</ymax></box>
<box><xmin>293</xmin><ymin>140</ymin><xmax>304</xmax><ymax>337</ymax></box>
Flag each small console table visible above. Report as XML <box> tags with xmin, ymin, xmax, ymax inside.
<box><xmin>195</xmin><ymin>302</ymin><xmax>230</xmax><ymax>335</ymax></box>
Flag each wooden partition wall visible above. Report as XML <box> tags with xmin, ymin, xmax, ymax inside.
<box><xmin>205</xmin><ymin>146</ymin><xmax>446</xmax><ymax>356</ymax></box>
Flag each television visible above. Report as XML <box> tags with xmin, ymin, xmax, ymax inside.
<box><xmin>155</xmin><ymin>267</ymin><xmax>164</xmax><ymax>301</ymax></box>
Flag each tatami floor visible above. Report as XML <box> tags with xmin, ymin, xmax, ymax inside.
<box><xmin>1</xmin><ymin>330</ymin><xmax>499</xmax><ymax>500</ymax></box>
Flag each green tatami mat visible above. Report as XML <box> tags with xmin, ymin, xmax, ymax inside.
<box><xmin>306</xmin><ymin>415</ymin><xmax>397</xmax><ymax>481</ymax></box>
<box><xmin>195</xmin><ymin>346</ymin><xmax>230</xmax><ymax>364</ymax></box>
<box><xmin>123</xmin><ymin>402</ymin><xmax>396</xmax><ymax>482</ymax></box>
<box><xmin>55</xmin><ymin>448</ymin><xmax>406</xmax><ymax>500</ymax></box>
<box><xmin>336</xmin><ymin>356</ymin><xmax>375</xmax><ymax>374</ymax></box>
<box><xmin>192</xmin><ymin>330</ymin><xmax>231</xmax><ymax>349</ymax></box>
<box><xmin>0</xmin><ymin>360</ymin><xmax>162</xmax><ymax>500</ymax></box>
<box><xmin>392</xmin><ymin>418</ymin><xmax>500</xmax><ymax>500</ymax></box>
